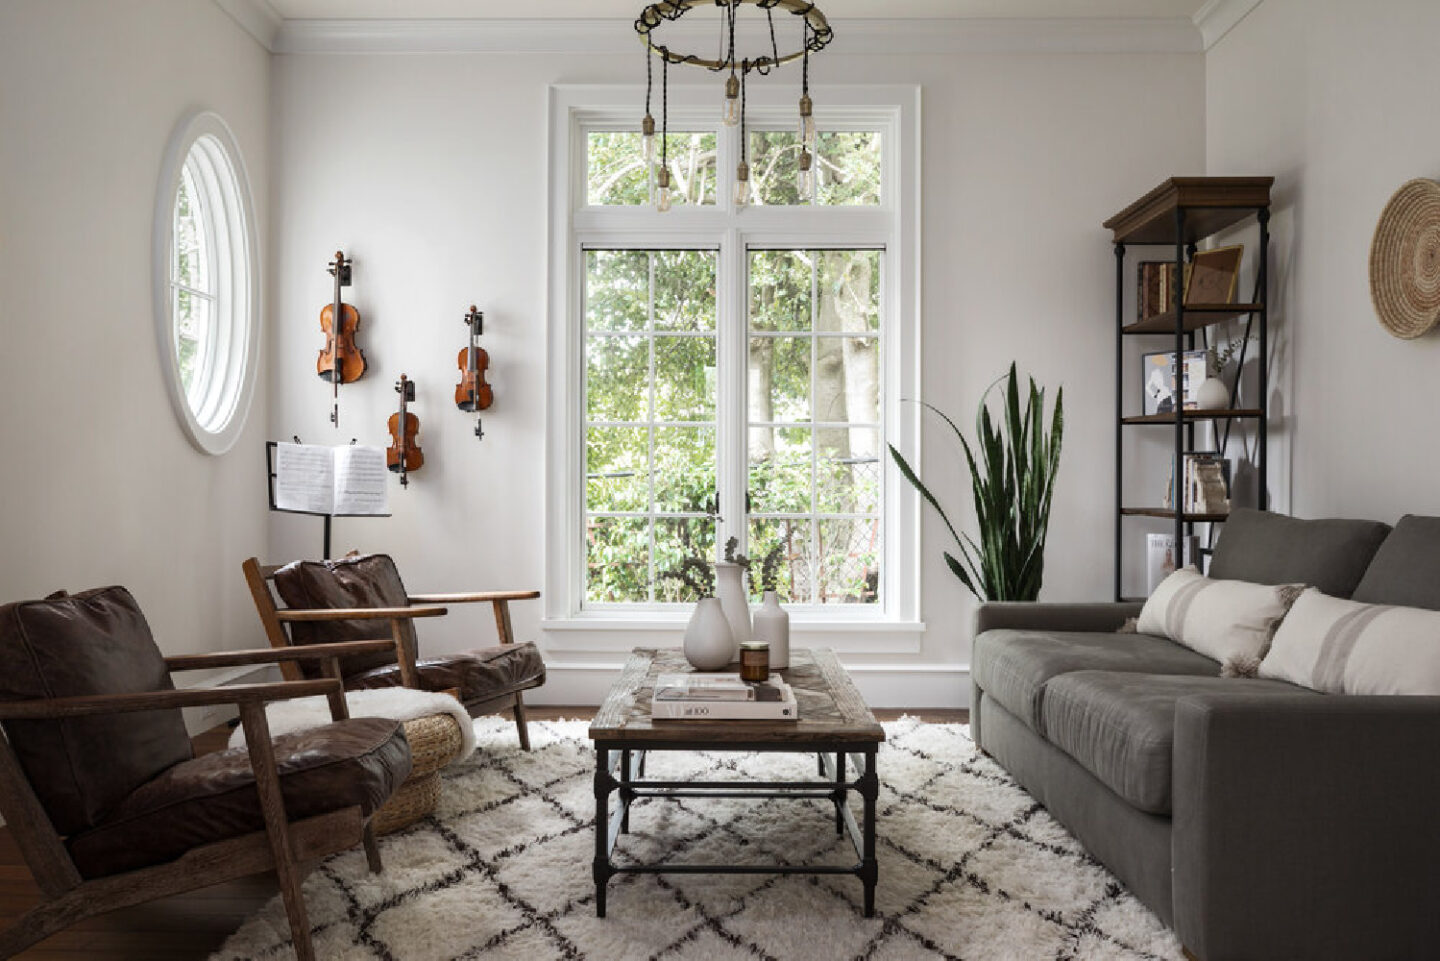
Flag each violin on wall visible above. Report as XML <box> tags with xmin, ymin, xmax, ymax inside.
<box><xmin>454</xmin><ymin>305</ymin><xmax>492</xmax><ymax>439</ymax></box>
<box><xmin>386</xmin><ymin>374</ymin><xmax>423</xmax><ymax>487</ymax></box>
<box><xmin>317</xmin><ymin>250</ymin><xmax>366</xmax><ymax>425</ymax></box>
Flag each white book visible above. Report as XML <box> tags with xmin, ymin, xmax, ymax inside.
<box><xmin>274</xmin><ymin>442</ymin><xmax>389</xmax><ymax>516</ymax></box>
<box><xmin>653</xmin><ymin>673</ymin><xmax>756</xmax><ymax>701</ymax></box>
<box><xmin>651</xmin><ymin>678</ymin><xmax>798</xmax><ymax>720</ymax></box>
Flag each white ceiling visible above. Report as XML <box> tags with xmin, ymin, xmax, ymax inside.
<box><xmin>266</xmin><ymin>0</ymin><xmax>1212</xmax><ymax>21</ymax></box>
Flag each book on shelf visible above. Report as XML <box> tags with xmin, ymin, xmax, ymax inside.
<box><xmin>651</xmin><ymin>673</ymin><xmax>798</xmax><ymax>720</ymax></box>
<box><xmin>1161</xmin><ymin>453</ymin><xmax>1231</xmax><ymax>515</ymax></box>
<box><xmin>1137</xmin><ymin>261</ymin><xmax>1192</xmax><ymax>321</ymax></box>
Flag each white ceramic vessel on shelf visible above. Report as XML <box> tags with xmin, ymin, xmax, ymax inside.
<box><xmin>752</xmin><ymin>590</ymin><xmax>790</xmax><ymax>670</ymax></box>
<box><xmin>684</xmin><ymin>597</ymin><xmax>734</xmax><ymax>670</ymax></box>
<box><xmin>713</xmin><ymin>561</ymin><xmax>752</xmax><ymax>657</ymax></box>
<box><xmin>1196</xmin><ymin>376</ymin><xmax>1230</xmax><ymax>410</ymax></box>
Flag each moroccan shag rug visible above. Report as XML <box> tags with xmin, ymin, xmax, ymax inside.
<box><xmin>213</xmin><ymin>717</ymin><xmax>1184</xmax><ymax>961</ymax></box>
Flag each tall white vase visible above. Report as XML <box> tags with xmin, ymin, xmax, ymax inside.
<box><xmin>684</xmin><ymin>597</ymin><xmax>734</xmax><ymax>670</ymax></box>
<box><xmin>714</xmin><ymin>562</ymin><xmax>752</xmax><ymax>658</ymax></box>
<box><xmin>752</xmin><ymin>590</ymin><xmax>790</xmax><ymax>670</ymax></box>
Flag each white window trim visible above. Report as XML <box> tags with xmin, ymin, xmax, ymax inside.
<box><xmin>545</xmin><ymin>84</ymin><xmax>922</xmax><ymax>653</ymax></box>
<box><xmin>152</xmin><ymin>109</ymin><xmax>260</xmax><ymax>455</ymax></box>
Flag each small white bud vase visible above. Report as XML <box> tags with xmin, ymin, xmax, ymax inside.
<box><xmin>1197</xmin><ymin>376</ymin><xmax>1230</xmax><ymax>410</ymax></box>
<box><xmin>713</xmin><ymin>561</ymin><xmax>752</xmax><ymax>658</ymax></box>
<box><xmin>684</xmin><ymin>597</ymin><xmax>734</xmax><ymax>670</ymax></box>
<box><xmin>752</xmin><ymin>590</ymin><xmax>790</xmax><ymax>670</ymax></box>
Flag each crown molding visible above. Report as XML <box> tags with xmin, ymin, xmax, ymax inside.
<box><xmin>213</xmin><ymin>0</ymin><xmax>284</xmax><ymax>51</ymax></box>
<box><xmin>272</xmin><ymin>16</ymin><xmax>1203</xmax><ymax>56</ymax></box>
<box><xmin>1193</xmin><ymin>0</ymin><xmax>1262</xmax><ymax>50</ymax></box>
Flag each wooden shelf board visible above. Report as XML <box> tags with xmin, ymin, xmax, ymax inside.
<box><xmin>1122</xmin><ymin>408</ymin><xmax>1263</xmax><ymax>425</ymax></box>
<box><xmin>1123</xmin><ymin>304</ymin><xmax>1263</xmax><ymax>334</ymax></box>
<box><xmin>1104</xmin><ymin>177</ymin><xmax>1274</xmax><ymax>244</ymax></box>
<box><xmin>1121</xmin><ymin>508</ymin><xmax>1231</xmax><ymax>522</ymax></box>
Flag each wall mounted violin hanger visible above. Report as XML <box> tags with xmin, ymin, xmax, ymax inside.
<box><xmin>317</xmin><ymin>250</ymin><xmax>367</xmax><ymax>426</ymax></box>
<box><xmin>455</xmin><ymin>305</ymin><xmax>492</xmax><ymax>440</ymax></box>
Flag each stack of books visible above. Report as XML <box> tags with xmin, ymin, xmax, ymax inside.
<box><xmin>651</xmin><ymin>673</ymin><xmax>798</xmax><ymax>720</ymax></box>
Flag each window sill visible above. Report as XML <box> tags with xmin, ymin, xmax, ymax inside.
<box><xmin>540</xmin><ymin>614</ymin><xmax>926</xmax><ymax>656</ymax></box>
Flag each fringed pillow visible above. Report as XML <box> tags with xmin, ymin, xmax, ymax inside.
<box><xmin>1137</xmin><ymin>566</ymin><xmax>1303</xmax><ymax>676</ymax></box>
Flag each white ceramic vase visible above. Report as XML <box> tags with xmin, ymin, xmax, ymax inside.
<box><xmin>752</xmin><ymin>590</ymin><xmax>790</xmax><ymax>670</ymax></box>
<box><xmin>683</xmin><ymin>597</ymin><xmax>734</xmax><ymax>670</ymax></box>
<box><xmin>1197</xmin><ymin>376</ymin><xmax>1230</xmax><ymax>410</ymax></box>
<box><xmin>714</xmin><ymin>561</ymin><xmax>752</xmax><ymax>657</ymax></box>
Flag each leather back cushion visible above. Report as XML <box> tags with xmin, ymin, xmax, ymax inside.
<box><xmin>272</xmin><ymin>554</ymin><xmax>417</xmax><ymax>679</ymax></box>
<box><xmin>1351</xmin><ymin>515</ymin><xmax>1440</xmax><ymax>609</ymax></box>
<box><xmin>1208</xmin><ymin>508</ymin><xmax>1391</xmax><ymax>598</ymax></box>
<box><xmin>0</xmin><ymin>587</ymin><xmax>193</xmax><ymax>835</ymax></box>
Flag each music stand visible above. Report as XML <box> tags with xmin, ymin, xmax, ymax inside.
<box><xmin>265</xmin><ymin>440</ymin><xmax>390</xmax><ymax>559</ymax></box>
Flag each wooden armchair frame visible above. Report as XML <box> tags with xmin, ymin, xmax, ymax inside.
<box><xmin>0</xmin><ymin>638</ymin><xmax>416</xmax><ymax>961</ymax></box>
<box><xmin>243</xmin><ymin>557</ymin><xmax>540</xmax><ymax>748</ymax></box>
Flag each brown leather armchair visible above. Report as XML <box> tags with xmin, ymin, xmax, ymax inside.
<box><xmin>243</xmin><ymin>554</ymin><xmax>546</xmax><ymax>749</ymax></box>
<box><xmin>0</xmin><ymin>585</ymin><xmax>417</xmax><ymax>961</ymax></box>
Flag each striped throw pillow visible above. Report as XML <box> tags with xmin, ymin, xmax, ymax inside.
<box><xmin>1259</xmin><ymin>587</ymin><xmax>1440</xmax><ymax>694</ymax></box>
<box><xmin>1138</xmin><ymin>566</ymin><xmax>1303</xmax><ymax>676</ymax></box>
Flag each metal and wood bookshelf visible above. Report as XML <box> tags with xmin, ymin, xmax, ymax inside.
<box><xmin>1105</xmin><ymin>177</ymin><xmax>1273</xmax><ymax>601</ymax></box>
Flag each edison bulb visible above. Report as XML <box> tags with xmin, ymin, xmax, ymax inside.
<box><xmin>657</xmin><ymin>166</ymin><xmax>672</xmax><ymax>213</ymax></box>
<box><xmin>722</xmin><ymin>75</ymin><xmax>741</xmax><ymax>127</ymax></box>
<box><xmin>798</xmin><ymin>94</ymin><xmax>816</xmax><ymax>149</ymax></box>
<box><xmin>641</xmin><ymin>114</ymin><xmax>655</xmax><ymax>164</ymax></box>
<box><xmin>797</xmin><ymin>148</ymin><xmax>815</xmax><ymax>197</ymax></box>
<box><xmin>733</xmin><ymin>161</ymin><xmax>751</xmax><ymax>207</ymax></box>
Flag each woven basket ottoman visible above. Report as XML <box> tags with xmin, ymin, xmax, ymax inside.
<box><xmin>372</xmin><ymin>711</ymin><xmax>466</xmax><ymax>835</ymax></box>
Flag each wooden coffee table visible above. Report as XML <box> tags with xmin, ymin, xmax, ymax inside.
<box><xmin>588</xmin><ymin>647</ymin><xmax>885</xmax><ymax>917</ymax></box>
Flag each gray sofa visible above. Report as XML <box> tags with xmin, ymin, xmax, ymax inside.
<box><xmin>971</xmin><ymin>509</ymin><xmax>1440</xmax><ymax>961</ymax></box>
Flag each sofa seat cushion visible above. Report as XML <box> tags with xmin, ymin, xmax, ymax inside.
<box><xmin>1042</xmin><ymin>671</ymin><xmax>1316</xmax><ymax>814</ymax></box>
<box><xmin>346</xmin><ymin>642</ymin><xmax>546</xmax><ymax>705</ymax></box>
<box><xmin>66</xmin><ymin>717</ymin><xmax>411</xmax><ymax>879</ymax></box>
<box><xmin>972</xmin><ymin>629</ymin><xmax>1219</xmax><ymax>734</ymax></box>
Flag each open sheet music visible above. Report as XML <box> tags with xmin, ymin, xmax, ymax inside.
<box><xmin>274</xmin><ymin>442</ymin><xmax>388</xmax><ymax>516</ymax></box>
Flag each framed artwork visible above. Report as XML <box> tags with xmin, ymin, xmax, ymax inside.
<box><xmin>1184</xmin><ymin>245</ymin><xmax>1244</xmax><ymax>305</ymax></box>
<box><xmin>1141</xmin><ymin>349</ymin><xmax>1208</xmax><ymax>415</ymax></box>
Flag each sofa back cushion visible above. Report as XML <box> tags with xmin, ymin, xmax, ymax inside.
<box><xmin>272</xmin><ymin>554</ymin><xmax>417</xmax><ymax>679</ymax></box>
<box><xmin>0</xmin><ymin>587</ymin><xmax>193</xmax><ymax>835</ymax></box>
<box><xmin>1351</xmin><ymin>515</ymin><xmax>1440</xmax><ymax>609</ymax></box>
<box><xmin>1208</xmin><ymin>508</ymin><xmax>1391</xmax><ymax>598</ymax></box>
<box><xmin>1260</xmin><ymin>587</ymin><xmax>1440</xmax><ymax>695</ymax></box>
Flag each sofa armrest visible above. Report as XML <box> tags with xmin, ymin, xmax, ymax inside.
<box><xmin>1172</xmin><ymin>694</ymin><xmax>1440</xmax><ymax>961</ymax></box>
<box><xmin>974</xmin><ymin>602</ymin><xmax>1142</xmax><ymax>635</ymax></box>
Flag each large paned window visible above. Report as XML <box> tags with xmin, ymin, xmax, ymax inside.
<box><xmin>549</xmin><ymin>86</ymin><xmax>918</xmax><ymax>632</ymax></box>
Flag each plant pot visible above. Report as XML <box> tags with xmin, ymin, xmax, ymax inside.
<box><xmin>752</xmin><ymin>590</ymin><xmax>790</xmax><ymax>670</ymax></box>
<box><xmin>683</xmin><ymin>598</ymin><xmax>734</xmax><ymax>670</ymax></box>
<box><xmin>714</xmin><ymin>561</ymin><xmax>752</xmax><ymax>657</ymax></box>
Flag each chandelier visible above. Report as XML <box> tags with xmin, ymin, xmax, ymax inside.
<box><xmin>635</xmin><ymin>0</ymin><xmax>834</xmax><ymax>210</ymax></box>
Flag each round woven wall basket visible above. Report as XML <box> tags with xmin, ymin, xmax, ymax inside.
<box><xmin>1369</xmin><ymin>177</ymin><xmax>1440</xmax><ymax>339</ymax></box>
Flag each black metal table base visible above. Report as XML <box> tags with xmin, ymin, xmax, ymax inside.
<box><xmin>592</xmin><ymin>741</ymin><xmax>879</xmax><ymax>918</ymax></box>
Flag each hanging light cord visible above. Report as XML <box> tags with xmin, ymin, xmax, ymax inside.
<box><xmin>801</xmin><ymin>20</ymin><xmax>810</xmax><ymax>96</ymax></box>
<box><xmin>661</xmin><ymin>56</ymin><xmax>669</xmax><ymax>172</ymax></box>
<box><xmin>740</xmin><ymin>68</ymin><xmax>748</xmax><ymax>164</ymax></box>
<box><xmin>644</xmin><ymin>35</ymin><xmax>653</xmax><ymax>116</ymax></box>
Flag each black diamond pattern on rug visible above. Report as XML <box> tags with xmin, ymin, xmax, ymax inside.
<box><xmin>212</xmin><ymin>718</ymin><xmax>1184</xmax><ymax>961</ymax></box>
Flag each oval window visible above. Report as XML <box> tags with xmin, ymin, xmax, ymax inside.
<box><xmin>153</xmin><ymin>111</ymin><xmax>258</xmax><ymax>454</ymax></box>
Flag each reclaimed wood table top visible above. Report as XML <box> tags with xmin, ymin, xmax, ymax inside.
<box><xmin>589</xmin><ymin>647</ymin><xmax>885</xmax><ymax>746</ymax></box>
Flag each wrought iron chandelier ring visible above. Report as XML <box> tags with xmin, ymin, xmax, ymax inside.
<box><xmin>635</xmin><ymin>0</ymin><xmax>833</xmax><ymax>72</ymax></box>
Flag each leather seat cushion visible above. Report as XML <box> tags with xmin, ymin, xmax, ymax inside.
<box><xmin>1041</xmin><ymin>671</ymin><xmax>1315</xmax><ymax>814</ymax></box>
<box><xmin>346</xmin><ymin>642</ymin><xmax>546</xmax><ymax>705</ymax></box>
<box><xmin>272</xmin><ymin>554</ymin><xmax>419</xmax><ymax>679</ymax></box>
<box><xmin>972</xmin><ymin>629</ymin><xmax>1219</xmax><ymax>735</ymax></box>
<box><xmin>66</xmin><ymin>717</ymin><xmax>411</xmax><ymax>879</ymax></box>
<box><xmin>0</xmin><ymin>587</ymin><xmax>194</xmax><ymax>835</ymax></box>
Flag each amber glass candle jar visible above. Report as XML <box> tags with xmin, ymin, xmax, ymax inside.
<box><xmin>739</xmin><ymin>641</ymin><xmax>770</xmax><ymax>682</ymax></box>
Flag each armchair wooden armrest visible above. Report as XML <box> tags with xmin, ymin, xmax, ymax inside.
<box><xmin>0</xmin><ymin>679</ymin><xmax>344</xmax><ymax>720</ymax></box>
<box><xmin>164</xmin><ymin>640</ymin><xmax>397</xmax><ymax>672</ymax></box>
<box><xmin>406</xmin><ymin>591</ymin><xmax>539</xmax><ymax>604</ymax></box>
<box><xmin>406</xmin><ymin>592</ymin><xmax>538</xmax><ymax>646</ymax></box>
<box><xmin>275</xmin><ymin>605</ymin><xmax>447</xmax><ymax>622</ymax></box>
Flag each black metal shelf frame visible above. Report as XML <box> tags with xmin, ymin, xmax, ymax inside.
<box><xmin>1111</xmin><ymin>199</ymin><xmax>1270</xmax><ymax>600</ymax></box>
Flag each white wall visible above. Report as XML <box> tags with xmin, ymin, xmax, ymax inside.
<box><xmin>0</xmin><ymin>1</ymin><xmax>271</xmax><ymax>705</ymax></box>
<box><xmin>1207</xmin><ymin>0</ymin><xmax>1440</xmax><ymax>522</ymax></box>
<box><xmin>271</xmin><ymin>43</ymin><xmax>1204</xmax><ymax>704</ymax></box>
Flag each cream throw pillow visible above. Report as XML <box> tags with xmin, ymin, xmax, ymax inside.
<box><xmin>1137</xmin><ymin>566</ymin><xmax>1303</xmax><ymax>675</ymax></box>
<box><xmin>1259</xmin><ymin>587</ymin><xmax>1440</xmax><ymax>695</ymax></box>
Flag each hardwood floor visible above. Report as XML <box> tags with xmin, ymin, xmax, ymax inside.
<box><xmin>2</xmin><ymin>705</ymin><xmax>968</xmax><ymax>959</ymax></box>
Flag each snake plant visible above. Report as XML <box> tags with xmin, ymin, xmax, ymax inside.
<box><xmin>889</xmin><ymin>363</ymin><xmax>1064</xmax><ymax>602</ymax></box>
